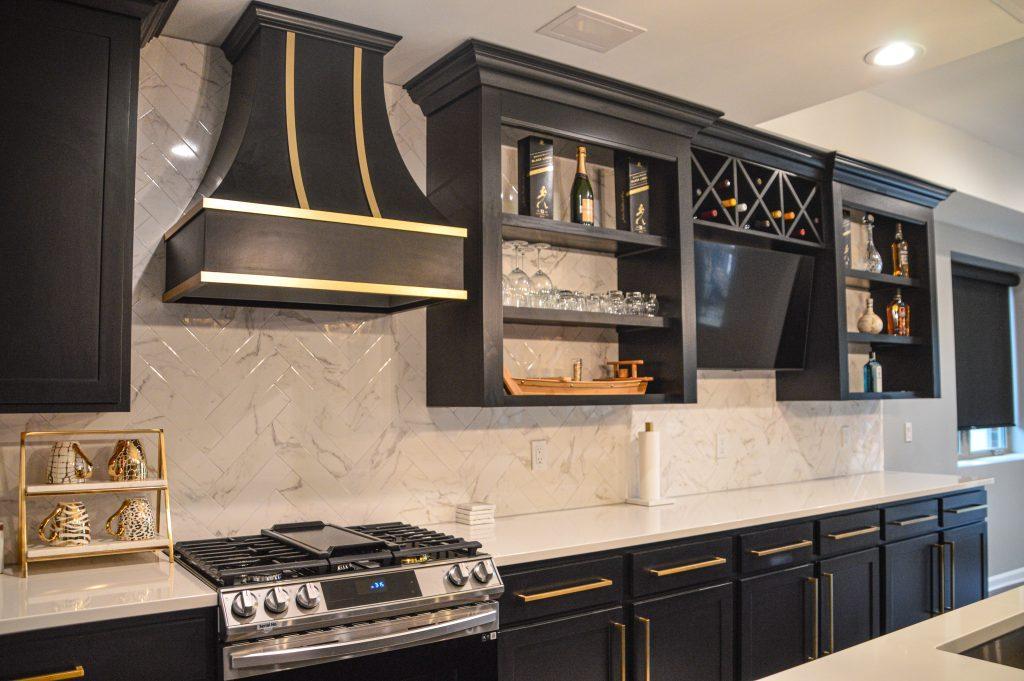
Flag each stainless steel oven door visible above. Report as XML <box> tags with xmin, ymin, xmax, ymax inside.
<box><xmin>222</xmin><ymin>602</ymin><xmax>498</xmax><ymax>680</ymax></box>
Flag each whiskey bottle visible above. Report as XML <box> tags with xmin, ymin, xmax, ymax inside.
<box><xmin>886</xmin><ymin>288</ymin><xmax>910</xmax><ymax>336</ymax></box>
<box><xmin>863</xmin><ymin>352</ymin><xmax>883</xmax><ymax>392</ymax></box>
<box><xmin>570</xmin><ymin>146</ymin><xmax>595</xmax><ymax>226</ymax></box>
<box><xmin>891</xmin><ymin>222</ymin><xmax>910</xmax><ymax>277</ymax></box>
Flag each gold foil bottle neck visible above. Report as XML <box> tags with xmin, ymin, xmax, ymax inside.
<box><xmin>645</xmin><ymin>422</ymin><xmax>654</xmax><ymax>433</ymax></box>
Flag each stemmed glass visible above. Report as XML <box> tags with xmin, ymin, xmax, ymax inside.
<box><xmin>504</xmin><ymin>240</ymin><xmax>532</xmax><ymax>307</ymax></box>
<box><xmin>529</xmin><ymin>243</ymin><xmax>555</xmax><ymax>308</ymax></box>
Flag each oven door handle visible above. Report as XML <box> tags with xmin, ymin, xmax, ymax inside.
<box><xmin>230</xmin><ymin>609</ymin><xmax>497</xmax><ymax>670</ymax></box>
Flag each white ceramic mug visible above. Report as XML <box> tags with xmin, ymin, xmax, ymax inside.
<box><xmin>46</xmin><ymin>441</ymin><xmax>93</xmax><ymax>485</ymax></box>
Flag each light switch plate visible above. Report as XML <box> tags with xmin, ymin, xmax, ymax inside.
<box><xmin>531</xmin><ymin>440</ymin><xmax>548</xmax><ymax>471</ymax></box>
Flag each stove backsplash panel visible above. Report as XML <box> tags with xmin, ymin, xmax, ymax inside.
<box><xmin>0</xmin><ymin>38</ymin><xmax>881</xmax><ymax>559</ymax></box>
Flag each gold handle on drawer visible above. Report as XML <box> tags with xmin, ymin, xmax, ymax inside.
<box><xmin>637</xmin><ymin>616</ymin><xmax>651</xmax><ymax>681</ymax></box>
<box><xmin>947</xmin><ymin>541</ymin><xmax>957</xmax><ymax>609</ymax></box>
<box><xmin>748</xmin><ymin>539</ymin><xmax>812</xmax><ymax>557</ymax></box>
<box><xmin>16</xmin><ymin>667</ymin><xmax>85</xmax><ymax>681</ymax></box>
<box><xmin>823</xmin><ymin>572</ymin><xmax>835</xmax><ymax>655</ymax></box>
<box><xmin>826</xmin><ymin>526</ymin><xmax>879</xmax><ymax>541</ymax></box>
<box><xmin>946</xmin><ymin>504</ymin><xmax>987</xmax><ymax>514</ymax></box>
<box><xmin>612</xmin><ymin>622</ymin><xmax>627</xmax><ymax>681</ymax></box>
<box><xmin>807</xmin><ymin>577</ymin><xmax>819</xmax><ymax>661</ymax></box>
<box><xmin>890</xmin><ymin>514</ymin><xmax>938</xmax><ymax>527</ymax></box>
<box><xmin>648</xmin><ymin>556</ymin><xmax>727</xmax><ymax>577</ymax></box>
<box><xmin>516</xmin><ymin>577</ymin><xmax>614</xmax><ymax>603</ymax></box>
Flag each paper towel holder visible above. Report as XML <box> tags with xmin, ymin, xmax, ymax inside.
<box><xmin>627</xmin><ymin>421</ymin><xmax>674</xmax><ymax>507</ymax></box>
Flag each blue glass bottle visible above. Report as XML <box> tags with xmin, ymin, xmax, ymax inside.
<box><xmin>863</xmin><ymin>352</ymin><xmax>883</xmax><ymax>392</ymax></box>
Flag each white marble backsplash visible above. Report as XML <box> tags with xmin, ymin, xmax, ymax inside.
<box><xmin>0</xmin><ymin>38</ymin><xmax>881</xmax><ymax>561</ymax></box>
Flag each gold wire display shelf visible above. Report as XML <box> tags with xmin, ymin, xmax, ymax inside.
<box><xmin>17</xmin><ymin>428</ymin><xmax>174</xmax><ymax>577</ymax></box>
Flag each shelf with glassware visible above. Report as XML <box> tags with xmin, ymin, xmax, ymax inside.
<box><xmin>16</xmin><ymin>428</ymin><xmax>173</xmax><ymax>576</ymax></box>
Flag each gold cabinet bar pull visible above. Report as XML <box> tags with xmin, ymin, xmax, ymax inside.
<box><xmin>947</xmin><ymin>541</ymin><xmax>957</xmax><ymax>609</ymax></box>
<box><xmin>826</xmin><ymin>526</ymin><xmax>879</xmax><ymax>541</ymax></box>
<box><xmin>648</xmin><ymin>556</ymin><xmax>727</xmax><ymax>577</ymax></box>
<box><xmin>612</xmin><ymin>622</ymin><xmax>627</xmax><ymax>681</ymax></box>
<box><xmin>516</xmin><ymin>577</ymin><xmax>613</xmax><ymax>603</ymax></box>
<box><xmin>637</xmin><ymin>616</ymin><xmax>651</xmax><ymax>681</ymax></box>
<box><xmin>823</xmin><ymin>572</ymin><xmax>835</xmax><ymax>655</ymax></box>
<box><xmin>16</xmin><ymin>667</ymin><xmax>85</xmax><ymax>681</ymax></box>
<box><xmin>807</xmin><ymin>577</ymin><xmax>820</xmax><ymax>661</ymax></box>
<box><xmin>890</xmin><ymin>514</ymin><xmax>938</xmax><ymax>527</ymax></box>
<box><xmin>946</xmin><ymin>504</ymin><xmax>987</xmax><ymax>514</ymax></box>
<box><xmin>749</xmin><ymin>539</ymin><xmax>812</xmax><ymax>557</ymax></box>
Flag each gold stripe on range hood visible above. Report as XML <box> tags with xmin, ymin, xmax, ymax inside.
<box><xmin>284</xmin><ymin>32</ymin><xmax>310</xmax><ymax>210</ymax></box>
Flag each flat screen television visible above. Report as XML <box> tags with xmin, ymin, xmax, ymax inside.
<box><xmin>694</xmin><ymin>239</ymin><xmax>814</xmax><ymax>370</ymax></box>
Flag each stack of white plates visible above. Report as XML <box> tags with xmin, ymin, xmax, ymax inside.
<box><xmin>455</xmin><ymin>502</ymin><xmax>496</xmax><ymax>526</ymax></box>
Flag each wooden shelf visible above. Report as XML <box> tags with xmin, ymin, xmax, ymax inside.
<box><xmin>26</xmin><ymin>536</ymin><xmax>170</xmax><ymax>561</ymax></box>
<box><xmin>503</xmin><ymin>306</ymin><xmax>669</xmax><ymax>329</ymax></box>
<box><xmin>694</xmin><ymin>220</ymin><xmax>829</xmax><ymax>251</ymax></box>
<box><xmin>501</xmin><ymin>213</ymin><xmax>667</xmax><ymax>256</ymax></box>
<box><xmin>845</xmin><ymin>269</ymin><xmax>924</xmax><ymax>289</ymax></box>
<box><xmin>500</xmin><ymin>393</ymin><xmax>678</xmax><ymax>406</ymax></box>
<box><xmin>847</xmin><ymin>332</ymin><xmax>925</xmax><ymax>346</ymax></box>
<box><xmin>25</xmin><ymin>479</ymin><xmax>169</xmax><ymax>496</ymax></box>
<box><xmin>845</xmin><ymin>390</ymin><xmax>924</xmax><ymax>401</ymax></box>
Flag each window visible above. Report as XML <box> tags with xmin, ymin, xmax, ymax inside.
<box><xmin>958</xmin><ymin>427</ymin><xmax>1009</xmax><ymax>458</ymax></box>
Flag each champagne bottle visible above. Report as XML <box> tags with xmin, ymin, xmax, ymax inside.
<box><xmin>863</xmin><ymin>352</ymin><xmax>883</xmax><ymax>392</ymax></box>
<box><xmin>570</xmin><ymin>146</ymin><xmax>595</xmax><ymax>226</ymax></box>
<box><xmin>886</xmin><ymin>288</ymin><xmax>910</xmax><ymax>336</ymax></box>
<box><xmin>891</xmin><ymin>222</ymin><xmax>910</xmax><ymax>277</ymax></box>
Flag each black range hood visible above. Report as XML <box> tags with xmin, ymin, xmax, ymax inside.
<box><xmin>162</xmin><ymin>2</ymin><xmax>466</xmax><ymax>312</ymax></box>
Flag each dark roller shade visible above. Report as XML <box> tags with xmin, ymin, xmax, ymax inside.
<box><xmin>952</xmin><ymin>262</ymin><xmax>1021</xmax><ymax>430</ymax></box>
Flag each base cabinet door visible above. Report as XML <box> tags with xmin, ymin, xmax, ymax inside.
<box><xmin>943</xmin><ymin>521</ymin><xmax>988</xmax><ymax>611</ymax></box>
<box><xmin>739</xmin><ymin>563</ymin><xmax>816</xmax><ymax>681</ymax></box>
<box><xmin>818</xmin><ymin>548</ymin><xmax>880</xmax><ymax>655</ymax></box>
<box><xmin>498</xmin><ymin>606</ymin><xmax>626</xmax><ymax>681</ymax></box>
<box><xmin>631</xmin><ymin>581</ymin><xmax>734</xmax><ymax>681</ymax></box>
<box><xmin>883</xmin><ymin>532</ymin><xmax>940</xmax><ymax>632</ymax></box>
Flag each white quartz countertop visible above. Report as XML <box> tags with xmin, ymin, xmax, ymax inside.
<box><xmin>0</xmin><ymin>553</ymin><xmax>216</xmax><ymax>635</ymax></box>
<box><xmin>764</xmin><ymin>586</ymin><xmax>1024</xmax><ymax>680</ymax></box>
<box><xmin>429</xmin><ymin>471</ymin><xmax>991</xmax><ymax>566</ymax></box>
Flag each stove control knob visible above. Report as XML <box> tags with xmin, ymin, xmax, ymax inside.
<box><xmin>447</xmin><ymin>563</ymin><xmax>469</xmax><ymax>587</ymax></box>
<box><xmin>231</xmin><ymin>590</ymin><xmax>258</xmax><ymax>619</ymax></box>
<box><xmin>296</xmin><ymin>583</ymin><xmax>321</xmax><ymax>610</ymax></box>
<box><xmin>471</xmin><ymin>561</ymin><xmax>494</xmax><ymax>584</ymax></box>
<box><xmin>264</xmin><ymin>587</ymin><xmax>290</xmax><ymax>614</ymax></box>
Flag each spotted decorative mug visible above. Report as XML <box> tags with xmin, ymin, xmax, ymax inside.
<box><xmin>46</xmin><ymin>441</ymin><xmax>93</xmax><ymax>485</ymax></box>
<box><xmin>38</xmin><ymin>501</ymin><xmax>90</xmax><ymax>546</ymax></box>
<box><xmin>108</xmin><ymin>439</ymin><xmax>148</xmax><ymax>482</ymax></box>
<box><xmin>105</xmin><ymin>497</ymin><xmax>156</xmax><ymax>541</ymax></box>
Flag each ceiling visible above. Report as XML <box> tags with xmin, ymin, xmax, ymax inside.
<box><xmin>164</xmin><ymin>0</ymin><xmax>1024</xmax><ymax>124</ymax></box>
<box><xmin>871</xmin><ymin>37</ymin><xmax>1024</xmax><ymax>157</ymax></box>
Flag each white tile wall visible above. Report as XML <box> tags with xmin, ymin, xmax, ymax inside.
<box><xmin>0</xmin><ymin>38</ymin><xmax>882</xmax><ymax>561</ymax></box>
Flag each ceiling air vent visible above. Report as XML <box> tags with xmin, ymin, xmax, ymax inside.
<box><xmin>536</xmin><ymin>6</ymin><xmax>646</xmax><ymax>53</ymax></box>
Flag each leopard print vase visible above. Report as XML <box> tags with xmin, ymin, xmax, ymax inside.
<box><xmin>105</xmin><ymin>497</ymin><xmax>156</xmax><ymax>541</ymax></box>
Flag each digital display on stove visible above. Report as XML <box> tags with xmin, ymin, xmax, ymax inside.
<box><xmin>322</xmin><ymin>571</ymin><xmax>420</xmax><ymax>609</ymax></box>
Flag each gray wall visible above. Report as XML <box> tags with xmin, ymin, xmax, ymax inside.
<box><xmin>883</xmin><ymin>207</ymin><xmax>1024</xmax><ymax>577</ymax></box>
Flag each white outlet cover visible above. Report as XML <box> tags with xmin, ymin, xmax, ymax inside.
<box><xmin>531</xmin><ymin>440</ymin><xmax>548</xmax><ymax>471</ymax></box>
<box><xmin>905</xmin><ymin>422</ymin><xmax>914</xmax><ymax>443</ymax></box>
<box><xmin>841</xmin><ymin>425</ymin><xmax>852</xmax><ymax>449</ymax></box>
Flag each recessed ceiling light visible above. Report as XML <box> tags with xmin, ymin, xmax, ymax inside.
<box><xmin>864</xmin><ymin>41</ymin><xmax>923</xmax><ymax>67</ymax></box>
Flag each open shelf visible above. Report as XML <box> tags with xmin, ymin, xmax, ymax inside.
<box><xmin>502</xmin><ymin>213</ymin><xmax>668</xmax><ymax>256</ymax></box>
<box><xmin>694</xmin><ymin>220</ymin><xmax>830</xmax><ymax>251</ymax></box>
<box><xmin>846</xmin><ymin>390</ymin><xmax>924</xmax><ymax>401</ymax></box>
<box><xmin>845</xmin><ymin>269</ymin><xmax>924</xmax><ymax>289</ymax></box>
<box><xmin>499</xmin><ymin>393</ymin><xmax>676</xmax><ymax>406</ymax></box>
<box><xmin>25</xmin><ymin>479</ymin><xmax>169</xmax><ymax>496</ymax></box>
<box><xmin>26</xmin><ymin>536</ymin><xmax>171</xmax><ymax>561</ymax></box>
<box><xmin>847</xmin><ymin>332</ymin><xmax>925</xmax><ymax>346</ymax></box>
<box><xmin>503</xmin><ymin>306</ymin><xmax>669</xmax><ymax>330</ymax></box>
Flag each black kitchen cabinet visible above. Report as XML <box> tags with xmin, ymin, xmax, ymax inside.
<box><xmin>498</xmin><ymin>606</ymin><xmax>626</xmax><ymax>681</ymax></box>
<box><xmin>631</xmin><ymin>581</ymin><xmax>734</xmax><ymax>681</ymax></box>
<box><xmin>0</xmin><ymin>607</ymin><xmax>217</xmax><ymax>681</ymax></box>
<box><xmin>739</xmin><ymin>563</ymin><xmax>816</xmax><ymax>680</ymax></box>
<box><xmin>818</xmin><ymin>548</ymin><xmax>881</xmax><ymax>655</ymax></box>
<box><xmin>944</xmin><ymin>521</ymin><xmax>988</xmax><ymax>611</ymax></box>
<box><xmin>0</xmin><ymin>0</ymin><xmax>159</xmax><ymax>412</ymax></box>
<box><xmin>882</xmin><ymin>532</ymin><xmax>940</xmax><ymax>632</ymax></box>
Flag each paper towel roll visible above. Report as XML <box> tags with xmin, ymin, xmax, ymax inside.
<box><xmin>638</xmin><ymin>422</ymin><xmax>660</xmax><ymax>501</ymax></box>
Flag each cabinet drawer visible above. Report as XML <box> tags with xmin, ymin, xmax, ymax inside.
<box><xmin>941</xmin><ymin>490</ymin><xmax>988</xmax><ymax>528</ymax></box>
<box><xmin>817</xmin><ymin>509</ymin><xmax>881</xmax><ymax>557</ymax></box>
<box><xmin>739</xmin><ymin>522</ymin><xmax>814</xmax><ymax>573</ymax></box>
<box><xmin>631</xmin><ymin>536</ymin><xmax>735</xmax><ymax>597</ymax></box>
<box><xmin>883</xmin><ymin>499</ymin><xmax>940</xmax><ymax>541</ymax></box>
<box><xmin>500</xmin><ymin>556</ymin><xmax>624</xmax><ymax>626</ymax></box>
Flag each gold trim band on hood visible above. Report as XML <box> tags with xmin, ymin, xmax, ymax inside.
<box><xmin>285</xmin><ymin>32</ymin><xmax>310</xmax><ymax>210</ymax></box>
<box><xmin>163</xmin><ymin>271</ymin><xmax>468</xmax><ymax>303</ymax></box>
<box><xmin>164</xmin><ymin>197</ymin><xmax>468</xmax><ymax>240</ymax></box>
<box><xmin>353</xmin><ymin>46</ymin><xmax>382</xmax><ymax>218</ymax></box>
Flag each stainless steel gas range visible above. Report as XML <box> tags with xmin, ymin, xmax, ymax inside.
<box><xmin>175</xmin><ymin>521</ymin><xmax>503</xmax><ymax>680</ymax></box>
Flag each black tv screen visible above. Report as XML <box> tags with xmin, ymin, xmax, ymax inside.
<box><xmin>694</xmin><ymin>239</ymin><xmax>814</xmax><ymax>370</ymax></box>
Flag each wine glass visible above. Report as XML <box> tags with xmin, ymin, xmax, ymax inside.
<box><xmin>529</xmin><ymin>243</ymin><xmax>555</xmax><ymax>307</ymax></box>
<box><xmin>504</xmin><ymin>240</ymin><xmax>532</xmax><ymax>306</ymax></box>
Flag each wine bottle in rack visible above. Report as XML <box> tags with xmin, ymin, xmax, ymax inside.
<box><xmin>886</xmin><ymin>288</ymin><xmax>911</xmax><ymax>336</ymax></box>
<box><xmin>891</xmin><ymin>222</ymin><xmax>910</xmax><ymax>276</ymax></box>
<box><xmin>721</xmin><ymin>198</ymin><xmax>738</xmax><ymax>208</ymax></box>
<box><xmin>570</xmin><ymin>146</ymin><xmax>595</xmax><ymax>226</ymax></box>
<box><xmin>697</xmin><ymin>209</ymin><xmax>719</xmax><ymax>220</ymax></box>
<box><xmin>735</xmin><ymin>203</ymin><xmax>748</xmax><ymax>213</ymax></box>
<box><xmin>752</xmin><ymin>219</ymin><xmax>772</xmax><ymax>230</ymax></box>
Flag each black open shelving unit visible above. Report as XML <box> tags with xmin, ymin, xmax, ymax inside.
<box><xmin>501</xmin><ymin>213</ymin><xmax>667</xmax><ymax>257</ymax></box>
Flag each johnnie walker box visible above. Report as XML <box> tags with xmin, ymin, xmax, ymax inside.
<box><xmin>517</xmin><ymin>136</ymin><xmax>554</xmax><ymax>219</ymax></box>
<box><xmin>615</xmin><ymin>153</ymin><xmax>650</xmax><ymax>233</ymax></box>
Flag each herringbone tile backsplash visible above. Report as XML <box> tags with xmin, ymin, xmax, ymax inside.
<box><xmin>0</xmin><ymin>38</ymin><xmax>881</xmax><ymax>560</ymax></box>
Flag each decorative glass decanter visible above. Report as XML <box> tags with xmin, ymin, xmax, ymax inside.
<box><xmin>863</xmin><ymin>214</ymin><xmax>883</xmax><ymax>274</ymax></box>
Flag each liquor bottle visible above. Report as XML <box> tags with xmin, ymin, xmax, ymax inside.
<box><xmin>891</xmin><ymin>222</ymin><xmax>910</xmax><ymax>277</ymax></box>
<box><xmin>886</xmin><ymin>288</ymin><xmax>910</xmax><ymax>336</ymax></box>
<box><xmin>864</xmin><ymin>214</ymin><xmax>883</xmax><ymax>274</ymax></box>
<box><xmin>570</xmin><ymin>146</ymin><xmax>595</xmax><ymax>226</ymax></box>
<box><xmin>863</xmin><ymin>352</ymin><xmax>883</xmax><ymax>392</ymax></box>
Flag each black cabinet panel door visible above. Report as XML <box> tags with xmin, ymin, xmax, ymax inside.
<box><xmin>631</xmin><ymin>581</ymin><xmax>734</xmax><ymax>681</ymax></box>
<box><xmin>0</xmin><ymin>0</ymin><xmax>135</xmax><ymax>411</ymax></box>
<box><xmin>944</xmin><ymin>521</ymin><xmax>988</xmax><ymax>610</ymax></box>
<box><xmin>499</xmin><ymin>606</ymin><xmax>625</xmax><ymax>681</ymax></box>
<box><xmin>819</xmin><ymin>548</ymin><xmax>880</xmax><ymax>655</ymax></box>
<box><xmin>739</xmin><ymin>563</ymin><xmax>815</xmax><ymax>681</ymax></box>
<box><xmin>883</xmin><ymin>532</ymin><xmax>939</xmax><ymax>632</ymax></box>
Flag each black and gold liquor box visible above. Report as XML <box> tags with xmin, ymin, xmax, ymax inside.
<box><xmin>518</xmin><ymin>136</ymin><xmax>554</xmax><ymax>219</ymax></box>
<box><xmin>615</xmin><ymin>153</ymin><xmax>650</xmax><ymax>233</ymax></box>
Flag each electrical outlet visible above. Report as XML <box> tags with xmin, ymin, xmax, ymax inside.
<box><xmin>841</xmin><ymin>425</ymin><xmax>852</xmax><ymax>450</ymax></box>
<box><xmin>531</xmin><ymin>440</ymin><xmax>548</xmax><ymax>471</ymax></box>
<box><xmin>904</xmin><ymin>422</ymin><xmax>913</xmax><ymax>443</ymax></box>
<box><xmin>716</xmin><ymin>433</ymin><xmax>738</xmax><ymax>461</ymax></box>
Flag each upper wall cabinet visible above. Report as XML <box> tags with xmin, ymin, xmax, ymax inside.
<box><xmin>0</xmin><ymin>0</ymin><xmax>167</xmax><ymax>412</ymax></box>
